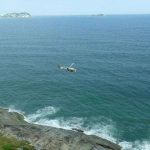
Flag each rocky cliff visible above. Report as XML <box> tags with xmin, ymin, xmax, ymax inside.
<box><xmin>0</xmin><ymin>108</ymin><xmax>121</xmax><ymax>150</ymax></box>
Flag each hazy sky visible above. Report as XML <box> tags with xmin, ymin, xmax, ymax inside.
<box><xmin>0</xmin><ymin>0</ymin><xmax>150</xmax><ymax>15</ymax></box>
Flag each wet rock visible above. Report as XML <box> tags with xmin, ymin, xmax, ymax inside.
<box><xmin>16</xmin><ymin>148</ymin><xmax>23</xmax><ymax>150</ymax></box>
<box><xmin>72</xmin><ymin>128</ymin><xmax>84</xmax><ymax>133</ymax></box>
<box><xmin>0</xmin><ymin>108</ymin><xmax>121</xmax><ymax>150</ymax></box>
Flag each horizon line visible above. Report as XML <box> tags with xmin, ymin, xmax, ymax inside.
<box><xmin>32</xmin><ymin>13</ymin><xmax>150</xmax><ymax>16</ymax></box>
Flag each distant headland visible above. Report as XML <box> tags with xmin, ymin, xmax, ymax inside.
<box><xmin>92</xmin><ymin>14</ymin><xmax>106</xmax><ymax>17</ymax></box>
<box><xmin>0</xmin><ymin>12</ymin><xmax>31</xmax><ymax>18</ymax></box>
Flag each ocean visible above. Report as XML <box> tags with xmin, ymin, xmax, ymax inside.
<box><xmin>0</xmin><ymin>15</ymin><xmax>150</xmax><ymax>150</ymax></box>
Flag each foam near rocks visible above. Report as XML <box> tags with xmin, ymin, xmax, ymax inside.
<box><xmin>0</xmin><ymin>107</ymin><xmax>121</xmax><ymax>150</ymax></box>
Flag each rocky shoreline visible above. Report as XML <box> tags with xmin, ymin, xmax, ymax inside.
<box><xmin>0</xmin><ymin>108</ymin><xmax>121</xmax><ymax>150</ymax></box>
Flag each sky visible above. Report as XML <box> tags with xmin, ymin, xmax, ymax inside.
<box><xmin>0</xmin><ymin>0</ymin><xmax>150</xmax><ymax>16</ymax></box>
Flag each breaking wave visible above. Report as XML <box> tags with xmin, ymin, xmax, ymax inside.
<box><xmin>8</xmin><ymin>106</ymin><xmax>150</xmax><ymax>150</ymax></box>
<box><xmin>119</xmin><ymin>140</ymin><xmax>150</xmax><ymax>150</ymax></box>
<box><xmin>8</xmin><ymin>106</ymin><xmax>25</xmax><ymax>115</ymax></box>
<box><xmin>25</xmin><ymin>106</ymin><xmax>59</xmax><ymax>123</ymax></box>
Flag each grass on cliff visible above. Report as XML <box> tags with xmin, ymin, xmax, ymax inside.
<box><xmin>0</xmin><ymin>136</ymin><xmax>35</xmax><ymax>150</ymax></box>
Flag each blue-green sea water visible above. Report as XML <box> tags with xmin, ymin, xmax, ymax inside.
<box><xmin>0</xmin><ymin>15</ymin><xmax>150</xmax><ymax>150</ymax></box>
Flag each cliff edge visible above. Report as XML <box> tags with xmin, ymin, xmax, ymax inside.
<box><xmin>0</xmin><ymin>108</ymin><xmax>121</xmax><ymax>150</ymax></box>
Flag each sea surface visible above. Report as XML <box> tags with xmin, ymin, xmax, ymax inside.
<box><xmin>0</xmin><ymin>15</ymin><xmax>150</xmax><ymax>150</ymax></box>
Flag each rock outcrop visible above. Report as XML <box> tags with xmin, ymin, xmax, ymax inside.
<box><xmin>0</xmin><ymin>108</ymin><xmax>121</xmax><ymax>150</ymax></box>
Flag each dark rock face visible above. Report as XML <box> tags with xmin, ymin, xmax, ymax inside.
<box><xmin>0</xmin><ymin>108</ymin><xmax>121</xmax><ymax>150</ymax></box>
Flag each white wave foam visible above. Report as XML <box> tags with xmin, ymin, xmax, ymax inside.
<box><xmin>25</xmin><ymin>106</ymin><xmax>59</xmax><ymax>123</ymax></box>
<box><xmin>119</xmin><ymin>140</ymin><xmax>150</xmax><ymax>150</ymax></box>
<box><xmin>8</xmin><ymin>106</ymin><xmax>25</xmax><ymax>115</ymax></box>
<box><xmin>7</xmin><ymin>106</ymin><xmax>150</xmax><ymax>150</ymax></box>
<box><xmin>84</xmin><ymin>123</ymin><xmax>117</xmax><ymax>143</ymax></box>
<box><xmin>26</xmin><ymin>113</ymin><xmax>116</xmax><ymax>143</ymax></box>
<box><xmin>31</xmin><ymin>117</ymin><xmax>85</xmax><ymax>130</ymax></box>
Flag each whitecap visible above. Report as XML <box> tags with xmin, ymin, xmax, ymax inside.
<box><xmin>84</xmin><ymin>123</ymin><xmax>117</xmax><ymax>143</ymax></box>
<box><xmin>7</xmin><ymin>106</ymin><xmax>150</xmax><ymax>150</ymax></box>
<box><xmin>27</xmin><ymin>115</ymin><xmax>117</xmax><ymax>143</ymax></box>
<box><xmin>119</xmin><ymin>140</ymin><xmax>150</xmax><ymax>150</ymax></box>
<box><xmin>25</xmin><ymin>106</ymin><xmax>59</xmax><ymax>123</ymax></box>
<box><xmin>8</xmin><ymin>105</ymin><xmax>25</xmax><ymax>115</ymax></box>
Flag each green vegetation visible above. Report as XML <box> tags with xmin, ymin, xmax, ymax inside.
<box><xmin>0</xmin><ymin>136</ymin><xmax>35</xmax><ymax>150</ymax></box>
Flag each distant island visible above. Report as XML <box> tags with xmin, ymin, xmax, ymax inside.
<box><xmin>0</xmin><ymin>12</ymin><xmax>31</xmax><ymax>18</ymax></box>
<box><xmin>92</xmin><ymin>14</ymin><xmax>106</xmax><ymax>17</ymax></box>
